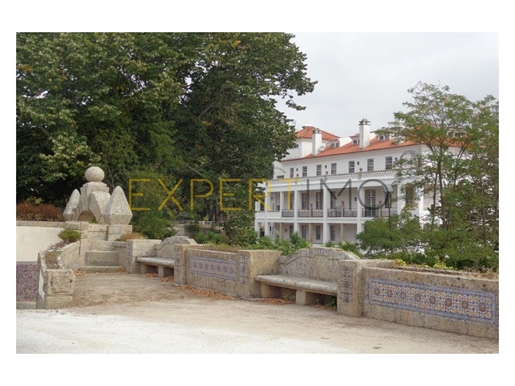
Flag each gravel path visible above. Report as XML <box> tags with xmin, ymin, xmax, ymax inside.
<box><xmin>16</xmin><ymin>272</ymin><xmax>499</xmax><ymax>354</ymax></box>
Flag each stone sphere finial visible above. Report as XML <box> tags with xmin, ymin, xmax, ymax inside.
<box><xmin>85</xmin><ymin>166</ymin><xmax>105</xmax><ymax>182</ymax></box>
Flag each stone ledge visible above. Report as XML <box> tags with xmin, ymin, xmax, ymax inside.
<box><xmin>17</xmin><ymin>221</ymin><xmax>65</xmax><ymax>227</ymax></box>
<box><xmin>136</xmin><ymin>257</ymin><xmax>175</xmax><ymax>268</ymax></box>
<box><xmin>255</xmin><ymin>274</ymin><xmax>337</xmax><ymax>295</ymax></box>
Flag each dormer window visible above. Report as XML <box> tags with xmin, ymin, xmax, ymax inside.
<box><xmin>379</xmin><ymin>134</ymin><xmax>391</xmax><ymax>141</ymax></box>
<box><xmin>352</xmin><ymin>139</ymin><xmax>359</xmax><ymax>145</ymax></box>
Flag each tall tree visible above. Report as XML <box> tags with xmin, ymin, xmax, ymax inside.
<box><xmin>16</xmin><ymin>33</ymin><xmax>317</xmax><ymax>237</ymax></box>
<box><xmin>381</xmin><ymin>82</ymin><xmax>499</xmax><ymax>269</ymax></box>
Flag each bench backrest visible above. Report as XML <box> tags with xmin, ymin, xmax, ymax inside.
<box><xmin>278</xmin><ymin>247</ymin><xmax>359</xmax><ymax>282</ymax></box>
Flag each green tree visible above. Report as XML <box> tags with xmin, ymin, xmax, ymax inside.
<box><xmin>17</xmin><ymin>33</ymin><xmax>316</xmax><ymax>234</ymax></box>
<box><xmin>381</xmin><ymin>82</ymin><xmax>499</xmax><ymax>270</ymax></box>
<box><xmin>356</xmin><ymin>212</ymin><xmax>423</xmax><ymax>256</ymax></box>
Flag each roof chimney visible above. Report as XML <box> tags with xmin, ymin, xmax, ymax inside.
<box><xmin>312</xmin><ymin>127</ymin><xmax>322</xmax><ymax>155</ymax></box>
<box><xmin>359</xmin><ymin>118</ymin><xmax>371</xmax><ymax>149</ymax></box>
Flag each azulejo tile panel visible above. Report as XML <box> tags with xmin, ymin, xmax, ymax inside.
<box><xmin>17</xmin><ymin>262</ymin><xmax>39</xmax><ymax>301</ymax></box>
<box><xmin>189</xmin><ymin>256</ymin><xmax>237</xmax><ymax>281</ymax></box>
<box><xmin>340</xmin><ymin>268</ymin><xmax>353</xmax><ymax>303</ymax></box>
<box><xmin>368</xmin><ymin>278</ymin><xmax>497</xmax><ymax>324</ymax></box>
<box><xmin>239</xmin><ymin>256</ymin><xmax>248</xmax><ymax>284</ymax></box>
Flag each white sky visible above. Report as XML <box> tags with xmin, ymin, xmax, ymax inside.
<box><xmin>280</xmin><ymin>32</ymin><xmax>499</xmax><ymax>138</ymax></box>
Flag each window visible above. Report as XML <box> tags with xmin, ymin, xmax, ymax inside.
<box><xmin>379</xmin><ymin>134</ymin><xmax>390</xmax><ymax>141</ymax></box>
<box><xmin>301</xmin><ymin>193</ymin><xmax>308</xmax><ymax>210</ymax></box>
<box><xmin>330</xmin><ymin>194</ymin><xmax>336</xmax><ymax>209</ymax></box>
<box><xmin>288</xmin><ymin>194</ymin><xmax>294</xmax><ymax>210</ymax></box>
<box><xmin>352</xmin><ymin>138</ymin><xmax>359</xmax><ymax>145</ymax></box>
<box><xmin>315</xmin><ymin>191</ymin><xmax>323</xmax><ymax>209</ymax></box>
<box><xmin>315</xmin><ymin>225</ymin><xmax>321</xmax><ymax>240</ymax></box>
<box><xmin>331</xmin><ymin>163</ymin><xmax>337</xmax><ymax>175</ymax></box>
<box><xmin>302</xmin><ymin>166</ymin><xmax>307</xmax><ymax>177</ymax></box>
<box><xmin>316</xmin><ymin>164</ymin><xmax>322</xmax><ymax>176</ymax></box>
<box><xmin>301</xmin><ymin>225</ymin><xmax>307</xmax><ymax>239</ymax></box>
<box><xmin>404</xmin><ymin>185</ymin><xmax>415</xmax><ymax>208</ymax></box>
<box><xmin>290</xmin><ymin>168</ymin><xmax>294</xmax><ymax>178</ymax></box>
<box><xmin>364</xmin><ymin>189</ymin><xmax>376</xmax><ymax>217</ymax></box>
<box><xmin>330</xmin><ymin>226</ymin><xmax>336</xmax><ymax>241</ymax></box>
<box><xmin>349</xmin><ymin>161</ymin><xmax>355</xmax><ymax>173</ymax></box>
<box><xmin>276</xmin><ymin>175</ymin><xmax>284</xmax><ymax>179</ymax></box>
<box><xmin>385</xmin><ymin>156</ymin><xmax>393</xmax><ymax>170</ymax></box>
<box><xmin>367</xmin><ymin>158</ymin><xmax>374</xmax><ymax>172</ymax></box>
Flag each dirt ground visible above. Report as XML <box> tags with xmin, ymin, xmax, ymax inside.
<box><xmin>16</xmin><ymin>271</ymin><xmax>500</xmax><ymax>354</ymax></box>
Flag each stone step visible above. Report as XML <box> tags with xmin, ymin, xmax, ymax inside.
<box><xmin>85</xmin><ymin>251</ymin><xmax>120</xmax><ymax>266</ymax></box>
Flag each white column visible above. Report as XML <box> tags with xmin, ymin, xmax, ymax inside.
<box><xmin>293</xmin><ymin>189</ymin><xmax>300</xmax><ymax>234</ymax></box>
<box><xmin>356</xmin><ymin>188</ymin><xmax>363</xmax><ymax>234</ymax></box>
<box><xmin>322</xmin><ymin>222</ymin><xmax>330</xmax><ymax>244</ymax></box>
<box><xmin>279</xmin><ymin>191</ymin><xmax>285</xmax><ymax>215</ymax></box>
<box><xmin>322</xmin><ymin>185</ymin><xmax>330</xmax><ymax>244</ymax></box>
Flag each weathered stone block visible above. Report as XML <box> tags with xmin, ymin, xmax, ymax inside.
<box><xmin>63</xmin><ymin>189</ymin><xmax>80</xmax><ymax>221</ymax></box>
<box><xmin>47</xmin><ymin>270</ymin><xmax>75</xmax><ymax>295</ymax></box>
<box><xmin>103</xmin><ymin>186</ymin><xmax>133</xmax><ymax>225</ymax></box>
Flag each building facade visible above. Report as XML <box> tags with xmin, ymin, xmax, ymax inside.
<box><xmin>254</xmin><ymin>119</ymin><xmax>433</xmax><ymax>244</ymax></box>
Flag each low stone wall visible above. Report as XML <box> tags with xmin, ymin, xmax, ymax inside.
<box><xmin>173</xmin><ymin>245</ymin><xmax>281</xmax><ymax>298</ymax></box>
<box><xmin>59</xmin><ymin>241</ymin><xmax>82</xmax><ymax>268</ymax></box>
<box><xmin>336</xmin><ymin>260</ymin><xmax>498</xmax><ymax>339</ymax></box>
<box><xmin>36</xmin><ymin>250</ymin><xmax>76</xmax><ymax>309</ymax></box>
<box><xmin>125</xmin><ymin>239</ymin><xmax>163</xmax><ymax>273</ymax></box>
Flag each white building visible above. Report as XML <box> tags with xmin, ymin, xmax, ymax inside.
<box><xmin>254</xmin><ymin>119</ymin><xmax>433</xmax><ymax>244</ymax></box>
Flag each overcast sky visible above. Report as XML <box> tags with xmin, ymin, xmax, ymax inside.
<box><xmin>278</xmin><ymin>32</ymin><xmax>499</xmax><ymax>138</ymax></box>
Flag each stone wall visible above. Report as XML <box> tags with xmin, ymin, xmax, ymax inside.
<box><xmin>336</xmin><ymin>260</ymin><xmax>498</xmax><ymax>339</ymax></box>
<box><xmin>173</xmin><ymin>245</ymin><xmax>281</xmax><ymax>298</ymax></box>
<box><xmin>36</xmin><ymin>250</ymin><xmax>76</xmax><ymax>309</ymax></box>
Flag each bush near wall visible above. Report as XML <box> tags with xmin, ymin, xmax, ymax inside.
<box><xmin>16</xmin><ymin>201</ymin><xmax>64</xmax><ymax>221</ymax></box>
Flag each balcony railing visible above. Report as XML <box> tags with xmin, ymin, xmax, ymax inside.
<box><xmin>274</xmin><ymin>206</ymin><xmax>396</xmax><ymax>218</ymax></box>
<box><xmin>362</xmin><ymin>207</ymin><xmax>396</xmax><ymax>217</ymax></box>
<box><xmin>268</xmin><ymin>169</ymin><xmax>397</xmax><ymax>185</ymax></box>
<box><xmin>298</xmin><ymin>210</ymin><xmax>311</xmax><ymax>217</ymax></box>
<box><xmin>328</xmin><ymin>208</ymin><xmax>357</xmax><ymax>217</ymax></box>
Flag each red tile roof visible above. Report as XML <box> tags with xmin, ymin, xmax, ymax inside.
<box><xmin>284</xmin><ymin>137</ymin><xmax>417</xmax><ymax>161</ymax></box>
<box><xmin>295</xmin><ymin>126</ymin><xmax>339</xmax><ymax>141</ymax></box>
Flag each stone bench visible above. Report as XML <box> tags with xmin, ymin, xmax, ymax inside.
<box><xmin>136</xmin><ymin>257</ymin><xmax>175</xmax><ymax>278</ymax></box>
<box><xmin>255</xmin><ymin>274</ymin><xmax>337</xmax><ymax>305</ymax></box>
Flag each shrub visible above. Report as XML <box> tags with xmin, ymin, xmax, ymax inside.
<box><xmin>118</xmin><ymin>232</ymin><xmax>145</xmax><ymax>241</ymax></box>
<box><xmin>58</xmin><ymin>229</ymin><xmax>81</xmax><ymax>243</ymax></box>
<box><xmin>339</xmin><ymin>242</ymin><xmax>361</xmax><ymax>256</ymax></box>
<box><xmin>131</xmin><ymin>209</ymin><xmax>176</xmax><ymax>240</ymax></box>
<box><xmin>16</xmin><ymin>201</ymin><xmax>64</xmax><ymax>221</ymax></box>
<box><xmin>193</xmin><ymin>230</ymin><xmax>229</xmax><ymax>245</ymax></box>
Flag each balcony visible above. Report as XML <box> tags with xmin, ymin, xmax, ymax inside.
<box><xmin>327</xmin><ymin>208</ymin><xmax>357</xmax><ymax>217</ymax></box>
<box><xmin>266</xmin><ymin>206</ymin><xmax>396</xmax><ymax>219</ymax></box>
<box><xmin>362</xmin><ymin>207</ymin><xmax>397</xmax><ymax>218</ymax></box>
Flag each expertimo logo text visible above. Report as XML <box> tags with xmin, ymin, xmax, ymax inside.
<box><xmin>128</xmin><ymin>177</ymin><xmax>394</xmax><ymax>212</ymax></box>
